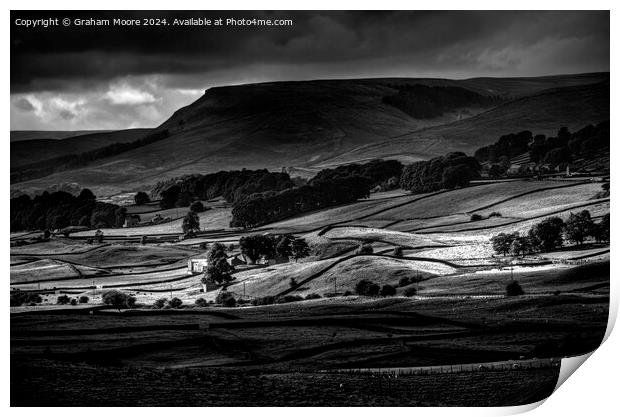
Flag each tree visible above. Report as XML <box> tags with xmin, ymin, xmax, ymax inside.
<box><xmin>380</xmin><ymin>284</ymin><xmax>397</xmax><ymax>297</ymax></box>
<box><xmin>160</xmin><ymin>185</ymin><xmax>180</xmax><ymax>209</ymax></box>
<box><xmin>528</xmin><ymin>217</ymin><xmax>565</xmax><ymax>252</ymax></box>
<box><xmin>190</xmin><ymin>201</ymin><xmax>206</xmax><ymax>213</ymax></box>
<box><xmin>168</xmin><ymin>297</ymin><xmax>183</xmax><ymax>309</ymax></box>
<box><xmin>77</xmin><ymin>188</ymin><xmax>96</xmax><ymax>201</ymax></box>
<box><xmin>216</xmin><ymin>291</ymin><xmax>236</xmax><ymax>307</ymax></box>
<box><xmin>56</xmin><ymin>295</ymin><xmax>71</xmax><ymax>305</ymax></box>
<box><xmin>506</xmin><ymin>281</ymin><xmax>524</xmax><ymax>296</ymax></box>
<box><xmin>275</xmin><ymin>234</ymin><xmax>294</xmax><ymax>259</ymax></box>
<box><xmin>490</xmin><ymin>232</ymin><xmax>518</xmax><ymax>256</ymax></box>
<box><xmin>596</xmin><ymin>213</ymin><xmax>610</xmax><ymax>243</ymax></box>
<box><xmin>355</xmin><ymin>279</ymin><xmax>380</xmax><ymax>296</ymax></box>
<box><xmin>182</xmin><ymin>211</ymin><xmax>200</xmax><ymax>235</ymax></box>
<box><xmin>78</xmin><ymin>296</ymin><xmax>89</xmax><ymax>303</ymax></box>
<box><xmin>134</xmin><ymin>191</ymin><xmax>150</xmax><ymax>205</ymax></box>
<box><xmin>203</xmin><ymin>258</ymin><xmax>234</xmax><ymax>285</ymax></box>
<box><xmin>510</xmin><ymin>236</ymin><xmax>531</xmax><ymax>257</ymax></box>
<box><xmin>564</xmin><ymin>210</ymin><xmax>595</xmax><ymax>246</ymax></box>
<box><xmin>195</xmin><ymin>298</ymin><xmax>208</xmax><ymax>307</ymax></box>
<box><xmin>153</xmin><ymin>298</ymin><xmax>167</xmax><ymax>309</ymax></box>
<box><xmin>239</xmin><ymin>234</ymin><xmax>276</xmax><ymax>263</ymax></box>
<box><xmin>291</xmin><ymin>238</ymin><xmax>310</xmax><ymax>262</ymax></box>
<box><xmin>442</xmin><ymin>164</ymin><xmax>473</xmax><ymax>189</ymax></box>
<box><xmin>102</xmin><ymin>290</ymin><xmax>136</xmax><ymax>309</ymax></box>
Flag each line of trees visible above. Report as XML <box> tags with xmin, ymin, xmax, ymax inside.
<box><xmin>153</xmin><ymin>169</ymin><xmax>295</xmax><ymax>209</ymax></box>
<box><xmin>10</xmin><ymin>188</ymin><xmax>125</xmax><ymax>232</ymax></box>
<box><xmin>399</xmin><ymin>152</ymin><xmax>481</xmax><ymax>193</ymax></box>
<box><xmin>230</xmin><ymin>175</ymin><xmax>371</xmax><ymax>228</ymax></box>
<box><xmin>490</xmin><ymin>211</ymin><xmax>609</xmax><ymax>256</ymax></box>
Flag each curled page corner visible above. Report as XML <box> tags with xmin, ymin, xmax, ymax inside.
<box><xmin>555</xmin><ymin>352</ymin><xmax>593</xmax><ymax>391</ymax></box>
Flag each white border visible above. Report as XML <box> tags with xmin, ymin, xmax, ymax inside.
<box><xmin>3</xmin><ymin>1</ymin><xmax>616</xmax><ymax>416</ymax></box>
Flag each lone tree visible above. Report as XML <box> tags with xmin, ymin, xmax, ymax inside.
<box><xmin>291</xmin><ymin>238</ymin><xmax>311</xmax><ymax>262</ymax></box>
<box><xmin>102</xmin><ymin>290</ymin><xmax>136</xmax><ymax>310</ymax></box>
<box><xmin>182</xmin><ymin>211</ymin><xmax>200</xmax><ymax>235</ymax></box>
<box><xmin>528</xmin><ymin>217</ymin><xmax>564</xmax><ymax>252</ymax></box>
<box><xmin>134</xmin><ymin>191</ymin><xmax>150</xmax><ymax>205</ymax></box>
<box><xmin>506</xmin><ymin>281</ymin><xmax>524</xmax><ymax>296</ymax></box>
<box><xmin>564</xmin><ymin>210</ymin><xmax>595</xmax><ymax>246</ymax></box>
<box><xmin>203</xmin><ymin>243</ymin><xmax>234</xmax><ymax>285</ymax></box>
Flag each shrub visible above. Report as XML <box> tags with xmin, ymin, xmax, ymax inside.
<box><xmin>357</xmin><ymin>244</ymin><xmax>374</xmax><ymax>255</ymax></box>
<box><xmin>355</xmin><ymin>279</ymin><xmax>380</xmax><ymax>296</ymax></box>
<box><xmin>168</xmin><ymin>297</ymin><xmax>183</xmax><ymax>309</ymax></box>
<box><xmin>489</xmin><ymin>212</ymin><xmax>502</xmax><ymax>217</ymax></box>
<box><xmin>78</xmin><ymin>296</ymin><xmax>89</xmax><ymax>304</ymax></box>
<box><xmin>305</xmin><ymin>293</ymin><xmax>321</xmax><ymax>300</ymax></box>
<box><xmin>216</xmin><ymin>291</ymin><xmax>236</xmax><ymax>307</ymax></box>
<box><xmin>380</xmin><ymin>284</ymin><xmax>397</xmax><ymax>297</ymax></box>
<box><xmin>190</xmin><ymin>201</ymin><xmax>206</xmax><ymax>213</ymax></box>
<box><xmin>470</xmin><ymin>214</ymin><xmax>483</xmax><ymax>222</ymax></box>
<box><xmin>252</xmin><ymin>296</ymin><xmax>276</xmax><ymax>306</ymax></box>
<box><xmin>56</xmin><ymin>294</ymin><xmax>71</xmax><ymax>305</ymax></box>
<box><xmin>195</xmin><ymin>298</ymin><xmax>208</xmax><ymax>307</ymax></box>
<box><xmin>101</xmin><ymin>290</ymin><xmax>136</xmax><ymax>309</ymax></box>
<box><xmin>70</xmin><ymin>298</ymin><xmax>78</xmax><ymax>306</ymax></box>
<box><xmin>506</xmin><ymin>281</ymin><xmax>524</xmax><ymax>296</ymax></box>
<box><xmin>393</xmin><ymin>246</ymin><xmax>404</xmax><ymax>257</ymax></box>
<box><xmin>153</xmin><ymin>298</ymin><xmax>167</xmax><ymax>309</ymax></box>
<box><xmin>403</xmin><ymin>287</ymin><xmax>418</xmax><ymax>297</ymax></box>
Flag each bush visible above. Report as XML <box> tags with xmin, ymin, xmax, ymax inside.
<box><xmin>194</xmin><ymin>298</ymin><xmax>208</xmax><ymax>307</ymax></box>
<box><xmin>305</xmin><ymin>293</ymin><xmax>321</xmax><ymax>300</ymax></box>
<box><xmin>70</xmin><ymin>298</ymin><xmax>78</xmax><ymax>306</ymax></box>
<box><xmin>56</xmin><ymin>294</ymin><xmax>71</xmax><ymax>305</ymax></box>
<box><xmin>78</xmin><ymin>296</ymin><xmax>89</xmax><ymax>304</ymax></box>
<box><xmin>216</xmin><ymin>291</ymin><xmax>236</xmax><ymax>307</ymax></box>
<box><xmin>190</xmin><ymin>201</ymin><xmax>206</xmax><ymax>213</ymax></box>
<box><xmin>355</xmin><ymin>279</ymin><xmax>380</xmax><ymax>296</ymax></box>
<box><xmin>168</xmin><ymin>297</ymin><xmax>183</xmax><ymax>309</ymax></box>
<box><xmin>289</xmin><ymin>278</ymin><xmax>298</xmax><ymax>288</ymax></box>
<box><xmin>506</xmin><ymin>281</ymin><xmax>524</xmax><ymax>296</ymax></box>
<box><xmin>379</xmin><ymin>284</ymin><xmax>397</xmax><ymax>297</ymax></box>
<box><xmin>403</xmin><ymin>287</ymin><xmax>418</xmax><ymax>297</ymax></box>
<box><xmin>101</xmin><ymin>290</ymin><xmax>136</xmax><ymax>309</ymax></box>
<box><xmin>252</xmin><ymin>296</ymin><xmax>276</xmax><ymax>306</ymax></box>
<box><xmin>489</xmin><ymin>212</ymin><xmax>502</xmax><ymax>218</ymax></box>
<box><xmin>153</xmin><ymin>298</ymin><xmax>167</xmax><ymax>309</ymax></box>
<box><xmin>470</xmin><ymin>214</ymin><xmax>483</xmax><ymax>222</ymax></box>
<box><xmin>393</xmin><ymin>246</ymin><xmax>404</xmax><ymax>257</ymax></box>
<box><xmin>357</xmin><ymin>244</ymin><xmax>374</xmax><ymax>255</ymax></box>
<box><xmin>277</xmin><ymin>295</ymin><xmax>304</xmax><ymax>304</ymax></box>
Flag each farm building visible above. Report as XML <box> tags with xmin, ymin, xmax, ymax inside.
<box><xmin>187</xmin><ymin>258</ymin><xmax>209</xmax><ymax>274</ymax></box>
<box><xmin>123</xmin><ymin>214</ymin><xmax>141</xmax><ymax>228</ymax></box>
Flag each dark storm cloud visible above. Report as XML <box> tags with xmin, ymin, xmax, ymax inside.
<box><xmin>10</xmin><ymin>10</ymin><xmax>609</xmax><ymax>130</ymax></box>
<box><xmin>11</xmin><ymin>10</ymin><xmax>609</xmax><ymax>92</ymax></box>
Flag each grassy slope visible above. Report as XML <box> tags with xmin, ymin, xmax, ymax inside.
<box><xmin>11</xmin><ymin>74</ymin><xmax>609</xmax><ymax>197</ymax></box>
<box><xmin>318</xmin><ymin>80</ymin><xmax>610</xmax><ymax>167</ymax></box>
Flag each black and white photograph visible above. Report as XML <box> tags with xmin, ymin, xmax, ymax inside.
<box><xmin>9</xmin><ymin>7</ymin><xmax>611</xmax><ymax>407</ymax></box>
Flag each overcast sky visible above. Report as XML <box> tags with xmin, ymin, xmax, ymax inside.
<box><xmin>10</xmin><ymin>10</ymin><xmax>609</xmax><ymax>131</ymax></box>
